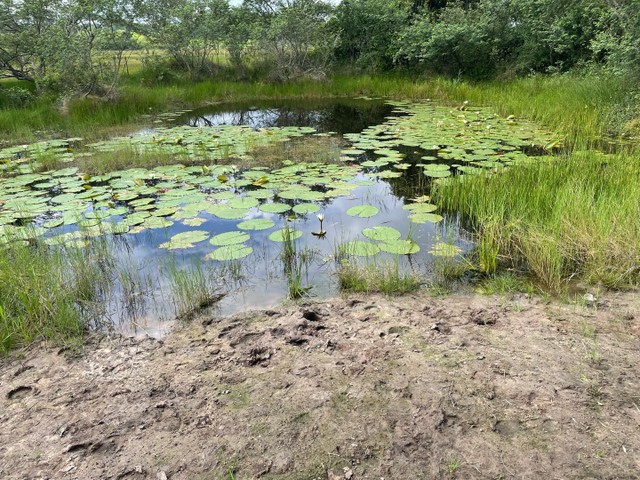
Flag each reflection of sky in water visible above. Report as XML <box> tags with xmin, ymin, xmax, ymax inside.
<box><xmin>98</xmin><ymin>174</ymin><xmax>472</xmax><ymax>338</ymax></box>
<box><xmin>37</xmin><ymin>99</ymin><xmax>469</xmax><ymax>337</ymax></box>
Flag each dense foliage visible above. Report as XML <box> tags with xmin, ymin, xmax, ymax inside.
<box><xmin>0</xmin><ymin>0</ymin><xmax>639</xmax><ymax>96</ymax></box>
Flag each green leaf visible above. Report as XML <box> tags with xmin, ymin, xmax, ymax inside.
<box><xmin>346</xmin><ymin>205</ymin><xmax>379</xmax><ymax>218</ymax></box>
<box><xmin>228</xmin><ymin>196</ymin><xmax>259</xmax><ymax>209</ymax></box>
<box><xmin>206</xmin><ymin>245</ymin><xmax>253</xmax><ymax>261</ymax></box>
<box><xmin>409</xmin><ymin>213</ymin><xmax>443</xmax><ymax>224</ymax></box>
<box><xmin>268</xmin><ymin>228</ymin><xmax>303</xmax><ymax>242</ymax></box>
<box><xmin>362</xmin><ymin>226</ymin><xmax>402</xmax><ymax>242</ymax></box>
<box><xmin>210</xmin><ymin>230</ymin><xmax>250</xmax><ymax>246</ymax></box>
<box><xmin>160</xmin><ymin>230</ymin><xmax>209</xmax><ymax>250</ymax></box>
<box><xmin>379</xmin><ymin>239</ymin><xmax>420</xmax><ymax>255</ymax></box>
<box><xmin>260</xmin><ymin>203</ymin><xmax>292</xmax><ymax>214</ymax></box>
<box><xmin>292</xmin><ymin>203</ymin><xmax>320</xmax><ymax>215</ymax></box>
<box><xmin>237</xmin><ymin>218</ymin><xmax>275</xmax><ymax>231</ymax></box>
<box><xmin>341</xmin><ymin>240</ymin><xmax>380</xmax><ymax>257</ymax></box>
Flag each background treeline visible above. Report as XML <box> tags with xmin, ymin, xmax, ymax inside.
<box><xmin>1</xmin><ymin>0</ymin><xmax>639</xmax><ymax>102</ymax></box>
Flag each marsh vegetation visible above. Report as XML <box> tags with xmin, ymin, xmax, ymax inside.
<box><xmin>1</xmin><ymin>0</ymin><xmax>639</xmax><ymax>351</ymax></box>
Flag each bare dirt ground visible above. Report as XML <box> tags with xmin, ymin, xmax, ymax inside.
<box><xmin>1</xmin><ymin>291</ymin><xmax>639</xmax><ymax>480</ymax></box>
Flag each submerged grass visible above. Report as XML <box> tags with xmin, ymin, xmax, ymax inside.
<box><xmin>337</xmin><ymin>259</ymin><xmax>422</xmax><ymax>295</ymax></box>
<box><xmin>435</xmin><ymin>150</ymin><xmax>640</xmax><ymax>292</ymax></box>
<box><xmin>166</xmin><ymin>257</ymin><xmax>222</xmax><ymax>319</ymax></box>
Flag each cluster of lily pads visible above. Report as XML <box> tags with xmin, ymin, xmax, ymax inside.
<box><xmin>0</xmin><ymin>99</ymin><xmax>560</xmax><ymax>263</ymax></box>
<box><xmin>0</xmin><ymin>159</ymin><xmax>368</xmax><ymax>252</ymax></box>
<box><xmin>87</xmin><ymin>124</ymin><xmax>318</xmax><ymax>162</ymax></box>
<box><xmin>340</xmin><ymin>101</ymin><xmax>560</xmax><ymax>179</ymax></box>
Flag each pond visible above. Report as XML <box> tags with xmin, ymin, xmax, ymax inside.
<box><xmin>0</xmin><ymin>98</ymin><xmax>559</xmax><ymax>336</ymax></box>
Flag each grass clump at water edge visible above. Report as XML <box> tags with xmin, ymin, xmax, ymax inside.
<box><xmin>337</xmin><ymin>259</ymin><xmax>422</xmax><ymax>295</ymax></box>
<box><xmin>0</xmin><ymin>239</ymin><xmax>114</xmax><ymax>354</ymax></box>
<box><xmin>434</xmin><ymin>150</ymin><xmax>640</xmax><ymax>292</ymax></box>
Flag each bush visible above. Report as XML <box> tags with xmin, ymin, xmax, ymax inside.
<box><xmin>0</xmin><ymin>86</ymin><xmax>35</xmax><ymax>108</ymax></box>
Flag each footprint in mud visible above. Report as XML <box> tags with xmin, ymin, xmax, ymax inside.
<box><xmin>6</xmin><ymin>385</ymin><xmax>35</xmax><ymax>400</ymax></box>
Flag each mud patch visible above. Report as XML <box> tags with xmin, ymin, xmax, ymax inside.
<box><xmin>1</xmin><ymin>292</ymin><xmax>640</xmax><ymax>479</ymax></box>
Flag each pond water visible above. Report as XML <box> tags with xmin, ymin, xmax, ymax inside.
<box><xmin>0</xmin><ymin>98</ymin><xmax>559</xmax><ymax>337</ymax></box>
<box><xmin>180</xmin><ymin>97</ymin><xmax>398</xmax><ymax>134</ymax></box>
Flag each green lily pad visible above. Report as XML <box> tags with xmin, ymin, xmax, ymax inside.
<box><xmin>260</xmin><ymin>203</ymin><xmax>292</xmax><ymax>214</ymax></box>
<box><xmin>292</xmin><ymin>203</ymin><xmax>320</xmax><ymax>215</ymax></box>
<box><xmin>268</xmin><ymin>228</ymin><xmax>303</xmax><ymax>242</ymax></box>
<box><xmin>210</xmin><ymin>231</ymin><xmax>250</xmax><ymax>246</ymax></box>
<box><xmin>228</xmin><ymin>197</ymin><xmax>259</xmax><ymax>209</ymax></box>
<box><xmin>237</xmin><ymin>218</ymin><xmax>275</xmax><ymax>231</ymax></box>
<box><xmin>160</xmin><ymin>230</ymin><xmax>209</xmax><ymax>250</ymax></box>
<box><xmin>144</xmin><ymin>217</ymin><xmax>174</xmax><ymax>229</ymax></box>
<box><xmin>346</xmin><ymin>205</ymin><xmax>379</xmax><ymax>218</ymax></box>
<box><xmin>341</xmin><ymin>240</ymin><xmax>380</xmax><ymax>257</ymax></box>
<box><xmin>206</xmin><ymin>245</ymin><xmax>253</xmax><ymax>261</ymax></box>
<box><xmin>43</xmin><ymin>218</ymin><xmax>64</xmax><ymax>229</ymax></box>
<box><xmin>379</xmin><ymin>239</ymin><xmax>420</xmax><ymax>255</ymax></box>
<box><xmin>208</xmin><ymin>205</ymin><xmax>248</xmax><ymax>220</ymax></box>
<box><xmin>429</xmin><ymin>242</ymin><xmax>462</xmax><ymax>257</ymax></box>
<box><xmin>409</xmin><ymin>213</ymin><xmax>444</xmax><ymax>224</ymax></box>
<box><xmin>182</xmin><ymin>217</ymin><xmax>207</xmax><ymax>227</ymax></box>
<box><xmin>403</xmin><ymin>203</ymin><xmax>438</xmax><ymax>214</ymax></box>
<box><xmin>362</xmin><ymin>226</ymin><xmax>402</xmax><ymax>242</ymax></box>
<box><xmin>424</xmin><ymin>170</ymin><xmax>452</xmax><ymax>178</ymax></box>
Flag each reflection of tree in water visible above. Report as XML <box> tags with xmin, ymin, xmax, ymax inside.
<box><xmin>382</xmin><ymin>164</ymin><xmax>433</xmax><ymax>201</ymax></box>
<box><xmin>184</xmin><ymin>100</ymin><xmax>395</xmax><ymax>134</ymax></box>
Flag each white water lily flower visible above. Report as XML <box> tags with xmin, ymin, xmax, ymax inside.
<box><xmin>317</xmin><ymin>213</ymin><xmax>325</xmax><ymax>222</ymax></box>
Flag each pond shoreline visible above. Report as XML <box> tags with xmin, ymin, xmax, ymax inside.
<box><xmin>2</xmin><ymin>291</ymin><xmax>639</xmax><ymax>479</ymax></box>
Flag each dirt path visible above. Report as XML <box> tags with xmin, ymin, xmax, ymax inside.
<box><xmin>1</xmin><ymin>292</ymin><xmax>639</xmax><ymax>480</ymax></box>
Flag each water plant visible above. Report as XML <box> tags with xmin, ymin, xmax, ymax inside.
<box><xmin>0</xmin><ymin>237</ymin><xmax>114</xmax><ymax>353</ymax></box>
<box><xmin>165</xmin><ymin>256</ymin><xmax>222</xmax><ymax>319</ymax></box>
<box><xmin>337</xmin><ymin>258</ymin><xmax>421</xmax><ymax>295</ymax></box>
<box><xmin>435</xmin><ymin>149</ymin><xmax>640</xmax><ymax>291</ymax></box>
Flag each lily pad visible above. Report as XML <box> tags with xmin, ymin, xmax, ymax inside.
<box><xmin>260</xmin><ymin>203</ymin><xmax>292</xmax><ymax>214</ymax></box>
<box><xmin>237</xmin><ymin>218</ymin><xmax>275</xmax><ymax>231</ymax></box>
<box><xmin>268</xmin><ymin>228</ymin><xmax>303</xmax><ymax>242</ymax></box>
<box><xmin>362</xmin><ymin>226</ymin><xmax>402</xmax><ymax>242</ymax></box>
<box><xmin>379</xmin><ymin>239</ymin><xmax>420</xmax><ymax>255</ymax></box>
<box><xmin>424</xmin><ymin>170</ymin><xmax>452</xmax><ymax>178</ymax></box>
<box><xmin>228</xmin><ymin>197</ymin><xmax>259</xmax><ymax>209</ymax></box>
<box><xmin>346</xmin><ymin>205</ymin><xmax>379</xmax><ymax>218</ymax></box>
<box><xmin>409</xmin><ymin>213</ymin><xmax>444</xmax><ymax>224</ymax></box>
<box><xmin>403</xmin><ymin>203</ymin><xmax>438</xmax><ymax>214</ymax></box>
<box><xmin>210</xmin><ymin>231</ymin><xmax>250</xmax><ymax>246</ymax></box>
<box><xmin>292</xmin><ymin>203</ymin><xmax>320</xmax><ymax>215</ymax></box>
<box><xmin>182</xmin><ymin>217</ymin><xmax>207</xmax><ymax>227</ymax></box>
<box><xmin>160</xmin><ymin>230</ymin><xmax>209</xmax><ymax>250</ymax></box>
<box><xmin>207</xmin><ymin>245</ymin><xmax>253</xmax><ymax>261</ymax></box>
<box><xmin>341</xmin><ymin>240</ymin><xmax>380</xmax><ymax>257</ymax></box>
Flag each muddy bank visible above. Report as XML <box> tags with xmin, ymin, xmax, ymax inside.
<box><xmin>1</xmin><ymin>292</ymin><xmax>639</xmax><ymax>480</ymax></box>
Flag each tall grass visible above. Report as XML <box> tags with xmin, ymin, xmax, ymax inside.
<box><xmin>0</xmin><ymin>239</ymin><xmax>113</xmax><ymax>354</ymax></box>
<box><xmin>434</xmin><ymin>150</ymin><xmax>640</xmax><ymax>292</ymax></box>
<box><xmin>2</xmin><ymin>73</ymin><xmax>633</xmax><ymax>146</ymax></box>
<box><xmin>337</xmin><ymin>258</ymin><xmax>421</xmax><ymax>295</ymax></box>
<box><xmin>165</xmin><ymin>257</ymin><xmax>222</xmax><ymax>319</ymax></box>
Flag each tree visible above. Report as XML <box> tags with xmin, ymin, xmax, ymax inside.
<box><xmin>331</xmin><ymin>0</ymin><xmax>411</xmax><ymax>70</ymax></box>
<box><xmin>0</xmin><ymin>0</ymin><xmax>135</xmax><ymax>95</ymax></box>
<box><xmin>253</xmin><ymin>0</ymin><xmax>335</xmax><ymax>80</ymax></box>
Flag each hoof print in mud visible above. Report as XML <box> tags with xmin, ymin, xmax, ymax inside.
<box><xmin>302</xmin><ymin>308</ymin><xmax>329</xmax><ymax>322</ymax></box>
<box><xmin>6</xmin><ymin>385</ymin><xmax>35</xmax><ymax>400</ymax></box>
<box><xmin>243</xmin><ymin>347</ymin><xmax>273</xmax><ymax>366</ymax></box>
<box><xmin>470</xmin><ymin>308</ymin><xmax>499</xmax><ymax>325</ymax></box>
